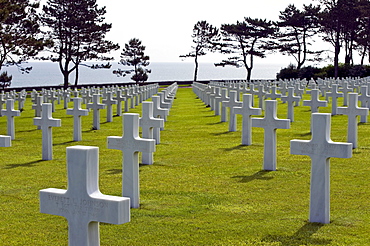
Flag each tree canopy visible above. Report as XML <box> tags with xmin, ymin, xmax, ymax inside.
<box><xmin>113</xmin><ymin>38</ymin><xmax>150</xmax><ymax>83</ymax></box>
<box><xmin>0</xmin><ymin>0</ymin><xmax>47</xmax><ymax>89</ymax></box>
<box><xmin>42</xmin><ymin>0</ymin><xmax>119</xmax><ymax>88</ymax></box>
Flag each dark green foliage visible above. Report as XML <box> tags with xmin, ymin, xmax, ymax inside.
<box><xmin>217</xmin><ymin>18</ymin><xmax>276</xmax><ymax>81</ymax></box>
<box><xmin>42</xmin><ymin>0</ymin><xmax>119</xmax><ymax>88</ymax></box>
<box><xmin>276</xmin><ymin>4</ymin><xmax>322</xmax><ymax>69</ymax></box>
<box><xmin>277</xmin><ymin>63</ymin><xmax>370</xmax><ymax>80</ymax></box>
<box><xmin>0</xmin><ymin>71</ymin><xmax>12</xmax><ymax>89</ymax></box>
<box><xmin>0</xmin><ymin>0</ymin><xmax>47</xmax><ymax>88</ymax></box>
<box><xmin>113</xmin><ymin>38</ymin><xmax>150</xmax><ymax>83</ymax></box>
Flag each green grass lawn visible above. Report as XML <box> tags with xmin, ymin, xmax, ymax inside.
<box><xmin>1</xmin><ymin>86</ymin><xmax>370</xmax><ymax>245</ymax></box>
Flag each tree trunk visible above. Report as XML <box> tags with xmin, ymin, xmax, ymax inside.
<box><xmin>334</xmin><ymin>30</ymin><xmax>340</xmax><ymax>79</ymax></box>
<box><xmin>74</xmin><ymin>64</ymin><xmax>79</xmax><ymax>87</ymax></box>
<box><xmin>193</xmin><ymin>55</ymin><xmax>199</xmax><ymax>82</ymax></box>
<box><xmin>246</xmin><ymin>67</ymin><xmax>252</xmax><ymax>82</ymax></box>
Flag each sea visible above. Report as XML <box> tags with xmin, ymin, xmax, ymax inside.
<box><xmin>2</xmin><ymin>61</ymin><xmax>284</xmax><ymax>88</ymax></box>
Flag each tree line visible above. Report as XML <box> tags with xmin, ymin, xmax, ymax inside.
<box><xmin>181</xmin><ymin>0</ymin><xmax>370</xmax><ymax>81</ymax></box>
<box><xmin>0</xmin><ymin>0</ymin><xmax>149</xmax><ymax>89</ymax></box>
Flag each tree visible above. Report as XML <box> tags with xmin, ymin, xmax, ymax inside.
<box><xmin>217</xmin><ymin>17</ymin><xmax>276</xmax><ymax>81</ymax></box>
<box><xmin>319</xmin><ymin>0</ymin><xmax>363</xmax><ymax>78</ymax></box>
<box><xmin>113</xmin><ymin>38</ymin><xmax>150</xmax><ymax>83</ymax></box>
<box><xmin>42</xmin><ymin>0</ymin><xmax>119</xmax><ymax>88</ymax></box>
<box><xmin>0</xmin><ymin>0</ymin><xmax>46</xmax><ymax>89</ymax></box>
<box><xmin>180</xmin><ymin>21</ymin><xmax>219</xmax><ymax>81</ymax></box>
<box><xmin>276</xmin><ymin>4</ymin><xmax>322</xmax><ymax>69</ymax></box>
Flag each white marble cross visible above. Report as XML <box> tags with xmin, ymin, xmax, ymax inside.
<box><xmin>102</xmin><ymin>91</ymin><xmax>117</xmax><ymax>122</ymax></box>
<box><xmin>222</xmin><ymin>91</ymin><xmax>242</xmax><ymax>132</ymax></box>
<box><xmin>326</xmin><ymin>84</ymin><xmax>343</xmax><ymax>115</ymax></box>
<box><xmin>1</xmin><ymin>99</ymin><xmax>20</xmax><ymax>140</ymax></box>
<box><xmin>358</xmin><ymin>86</ymin><xmax>370</xmax><ymax>123</ymax></box>
<box><xmin>303</xmin><ymin>89</ymin><xmax>327</xmax><ymax>113</ymax></box>
<box><xmin>87</xmin><ymin>94</ymin><xmax>106</xmax><ymax>130</ymax></box>
<box><xmin>114</xmin><ymin>90</ymin><xmax>126</xmax><ymax>116</ymax></box>
<box><xmin>34</xmin><ymin>103</ymin><xmax>61</xmax><ymax>160</ymax></box>
<box><xmin>337</xmin><ymin>93</ymin><xmax>368</xmax><ymax>149</ymax></box>
<box><xmin>281</xmin><ymin>87</ymin><xmax>301</xmax><ymax>122</ymax></box>
<box><xmin>266</xmin><ymin>86</ymin><xmax>282</xmax><ymax>100</ymax></box>
<box><xmin>152</xmin><ymin>95</ymin><xmax>169</xmax><ymax>124</ymax></box>
<box><xmin>252</xmin><ymin>100</ymin><xmax>290</xmax><ymax>171</ymax></box>
<box><xmin>40</xmin><ymin>146</ymin><xmax>130</xmax><ymax>246</ymax></box>
<box><xmin>107</xmin><ymin>113</ymin><xmax>156</xmax><ymax>208</ymax></box>
<box><xmin>290</xmin><ymin>113</ymin><xmax>352</xmax><ymax>224</ymax></box>
<box><xmin>234</xmin><ymin>94</ymin><xmax>262</xmax><ymax>145</ymax></box>
<box><xmin>220</xmin><ymin>88</ymin><xmax>229</xmax><ymax>122</ymax></box>
<box><xmin>67</xmin><ymin>98</ymin><xmax>89</xmax><ymax>141</ymax></box>
<box><xmin>256</xmin><ymin>85</ymin><xmax>266</xmax><ymax>110</ymax></box>
<box><xmin>340</xmin><ymin>81</ymin><xmax>353</xmax><ymax>106</ymax></box>
<box><xmin>139</xmin><ymin>102</ymin><xmax>164</xmax><ymax>164</ymax></box>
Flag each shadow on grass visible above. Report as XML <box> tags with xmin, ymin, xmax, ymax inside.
<box><xmin>232</xmin><ymin>170</ymin><xmax>273</xmax><ymax>183</ymax></box>
<box><xmin>206</xmin><ymin>122</ymin><xmax>224</xmax><ymax>125</ymax></box>
<box><xmin>17</xmin><ymin>128</ymin><xmax>38</xmax><ymax>133</ymax></box>
<box><xmin>106</xmin><ymin>168</ymin><xmax>122</xmax><ymax>175</ymax></box>
<box><xmin>296</xmin><ymin>132</ymin><xmax>311</xmax><ymax>137</ymax></box>
<box><xmin>53</xmin><ymin>141</ymin><xmax>75</xmax><ymax>146</ymax></box>
<box><xmin>222</xmin><ymin>144</ymin><xmax>249</xmax><ymax>151</ymax></box>
<box><xmin>262</xmin><ymin>222</ymin><xmax>331</xmax><ymax>245</ymax></box>
<box><xmin>3</xmin><ymin>160</ymin><xmax>44</xmax><ymax>169</ymax></box>
<box><xmin>210</xmin><ymin>131</ymin><xmax>232</xmax><ymax>136</ymax></box>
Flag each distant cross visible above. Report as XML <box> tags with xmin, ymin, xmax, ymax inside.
<box><xmin>67</xmin><ymin>98</ymin><xmax>89</xmax><ymax>141</ymax></box>
<box><xmin>290</xmin><ymin>113</ymin><xmax>352</xmax><ymax>224</ymax></box>
<box><xmin>340</xmin><ymin>82</ymin><xmax>353</xmax><ymax>106</ymax></box>
<box><xmin>34</xmin><ymin>103</ymin><xmax>61</xmax><ymax>160</ymax></box>
<box><xmin>234</xmin><ymin>94</ymin><xmax>262</xmax><ymax>145</ymax></box>
<box><xmin>1</xmin><ymin>99</ymin><xmax>21</xmax><ymax>140</ymax></box>
<box><xmin>256</xmin><ymin>84</ymin><xmax>266</xmax><ymax>110</ymax></box>
<box><xmin>32</xmin><ymin>95</ymin><xmax>43</xmax><ymax>117</ymax></box>
<box><xmin>278</xmin><ymin>82</ymin><xmax>288</xmax><ymax>97</ymax></box>
<box><xmin>252</xmin><ymin>100</ymin><xmax>290</xmax><ymax>171</ymax></box>
<box><xmin>152</xmin><ymin>95</ymin><xmax>169</xmax><ymax>125</ymax></box>
<box><xmin>358</xmin><ymin>86</ymin><xmax>370</xmax><ymax>123</ymax></box>
<box><xmin>0</xmin><ymin>93</ymin><xmax>6</xmax><ymax>116</ymax></box>
<box><xmin>102</xmin><ymin>91</ymin><xmax>117</xmax><ymax>122</ymax></box>
<box><xmin>222</xmin><ymin>90</ymin><xmax>242</xmax><ymax>132</ymax></box>
<box><xmin>40</xmin><ymin>146</ymin><xmax>130</xmax><ymax>246</ymax></box>
<box><xmin>48</xmin><ymin>91</ymin><xmax>58</xmax><ymax>112</ymax></box>
<box><xmin>326</xmin><ymin>84</ymin><xmax>343</xmax><ymax>115</ymax></box>
<box><xmin>245</xmin><ymin>84</ymin><xmax>257</xmax><ymax>106</ymax></box>
<box><xmin>212</xmin><ymin>87</ymin><xmax>222</xmax><ymax>115</ymax></box>
<box><xmin>107</xmin><ymin>113</ymin><xmax>156</xmax><ymax>208</ymax></box>
<box><xmin>139</xmin><ymin>102</ymin><xmax>164</xmax><ymax>164</ymax></box>
<box><xmin>281</xmin><ymin>87</ymin><xmax>301</xmax><ymax>122</ymax></box>
<box><xmin>337</xmin><ymin>93</ymin><xmax>368</xmax><ymax>149</ymax></box>
<box><xmin>220</xmin><ymin>88</ymin><xmax>229</xmax><ymax>122</ymax></box>
<box><xmin>63</xmin><ymin>90</ymin><xmax>71</xmax><ymax>109</ymax></box>
<box><xmin>114</xmin><ymin>90</ymin><xmax>126</xmax><ymax>116</ymax></box>
<box><xmin>266</xmin><ymin>86</ymin><xmax>282</xmax><ymax>100</ymax></box>
<box><xmin>122</xmin><ymin>88</ymin><xmax>133</xmax><ymax>112</ymax></box>
<box><xmin>87</xmin><ymin>94</ymin><xmax>106</xmax><ymax>130</ymax></box>
<box><xmin>303</xmin><ymin>89</ymin><xmax>327</xmax><ymax>113</ymax></box>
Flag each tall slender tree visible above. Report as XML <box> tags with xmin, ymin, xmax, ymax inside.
<box><xmin>113</xmin><ymin>38</ymin><xmax>150</xmax><ymax>83</ymax></box>
<box><xmin>276</xmin><ymin>4</ymin><xmax>322</xmax><ymax>69</ymax></box>
<box><xmin>217</xmin><ymin>17</ymin><xmax>276</xmax><ymax>81</ymax></box>
<box><xmin>0</xmin><ymin>0</ymin><xmax>46</xmax><ymax>89</ymax></box>
<box><xmin>42</xmin><ymin>0</ymin><xmax>119</xmax><ymax>88</ymax></box>
<box><xmin>180</xmin><ymin>21</ymin><xmax>219</xmax><ymax>81</ymax></box>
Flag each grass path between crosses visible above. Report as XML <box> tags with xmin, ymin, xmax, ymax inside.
<box><xmin>0</xmin><ymin>86</ymin><xmax>370</xmax><ymax>245</ymax></box>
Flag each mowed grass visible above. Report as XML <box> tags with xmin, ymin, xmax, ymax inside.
<box><xmin>1</xmin><ymin>86</ymin><xmax>370</xmax><ymax>245</ymax></box>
